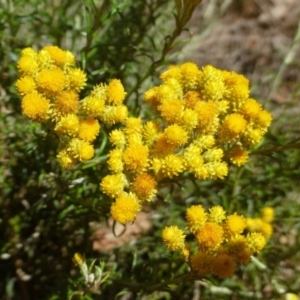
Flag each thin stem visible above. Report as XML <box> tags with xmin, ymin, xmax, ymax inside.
<box><xmin>250</xmin><ymin>141</ymin><xmax>300</xmax><ymax>156</ymax></box>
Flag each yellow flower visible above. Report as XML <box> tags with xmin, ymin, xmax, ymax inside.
<box><xmin>193</xmin><ymin>101</ymin><xmax>218</xmax><ymax>130</ymax></box>
<box><xmin>183</xmin><ymin>144</ymin><xmax>203</xmax><ymax>173</ymax></box>
<box><xmin>132</xmin><ymin>173</ymin><xmax>157</xmax><ymax>202</ymax></box>
<box><xmin>124</xmin><ymin>117</ymin><xmax>143</xmax><ymax>137</ymax></box>
<box><xmin>43</xmin><ymin>45</ymin><xmax>75</xmax><ymax>68</ymax></box>
<box><xmin>260</xmin><ymin>222</ymin><xmax>273</xmax><ymax>239</ymax></box>
<box><xmin>180</xmin><ymin>62</ymin><xmax>200</xmax><ymax>90</ymax></box>
<box><xmin>81</xmin><ymin>96</ymin><xmax>105</xmax><ymax>117</ymax></box>
<box><xmin>255</xmin><ymin>110</ymin><xmax>272</xmax><ymax>128</ymax></box>
<box><xmin>100</xmin><ymin>173</ymin><xmax>127</xmax><ymax>198</ymax></box>
<box><xmin>158</xmin><ymin>98</ymin><xmax>183</xmax><ymax>123</ymax></box>
<box><xmin>211</xmin><ymin>254</ymin><xmax>236</xmax><ymax>279</ymax></box>
<box><xmin>261</xmin><ymin>206</ymin><xmax>274</xmax><ymax>223</ymax></box>
<box><xmin>109</xmin><ymin>129</ymin><xmax>126</xmax><ymax>149</ymax></box>
<box><xmin>228</xmin><ymin>146</ymin><xmax>249</xmax><ymax>166</ymax></box>
<box><xmin>219</xmin><ymin>113</ymin><xmax>247</xmax><ymax>142</ymax></box>
<box><xmin>225</xmin><ymin>213</ymin><xmax>246</xmax><ymax>235</ymax></box>
<box><xmin>186</xmin><ymin>205</ymin><xmax>207</xmax><ymax>234</ymax></box>
<box><xmin>239</xmin><ymin>98</ymin><xmax>261</xmax><ymax>120</ymax></box>
<box><xmin>17</xmin><ymin>55</ymin><xmax>38</xmax><ymax>76</ymax></box>
<box><xmin>178</xmin><ymin>109</ymin><xmax>198</xmax><ymax>132</ymax></box>
<box><xmin>202</xmin><ymin>148</ymin><xmax>223</xmax><ymax>162</ymax></box>
<box><xmin>57</xmin><ymin>149</ymin><xmax>76</xmax><ymax>168</ymax></box>
<box><xmin>246</xmin><ymin>232</ymin><xmax>266</xmax><ymax>253</ymax></box>
<box><xmin>21</xmin><ymin>92</ymin><xmax>50</xmax><ymax>122</ymax></box>
<box><xmin>122</xmin><ymin>144</ymin><xmax>149</xmax><ymax>173</ymax></box>
<box><xmin>184</xmin><ymin>91</ymin><xmax>201</xmax><ymax>109</ymax></box>
<box><xmin>101</xmin><ymin>105</ymin><xmax>128</xmax><ymax>124</ymax></box>
<box><xmin>208</xmin><ymin>206</ymin><xmax>226</xmax><ymax>223</ymax></box>
<box><xmin>68</xmin><ymin>138</ymin><xmax>94</xmax><ymax>161</ymax></box>
<box><xmin>190</xmin><ymin>251</ymin><xmax>214</xmax><ymax>276</ymax></box>
<box><xmin>106</xmin><ymin>79</ymin><xmax>126</xmax><ymax>105</ymax></box>
<box><xmin>144</xmin><ymin>86</ymin><xmax>161</xmax><ymax>108</ymax></box>
<box><xmin>227</xmin><ymin>235</ymin><xmax>252</xmax><ymax>264</ymax></box>
<box><xmin>152</xmin><ymin>134</ymin><xmax>175</xmax><ymax>157</ymax></box>
<box><xmin>107</xmin><ymin>149</ymin><xmax>124</xmax><ymax>173</ymax></box>
<box><xmin>55</xmin><ymin>114</ymin><xmax>79</xmax><ymax>136</ymax></box>
<box><xmin>160</xmin><ymin>154</ymin><xmax>184</xmax><ymax>178</ymax></box>
<box><xmin>111</xmin><ymin>193</ymin><xmax>140</xmax><ymax>224</ymax></box>
<box><xmin>54</xmin><ymin>90</ymin><xmax>79</xmax><ymax>115</ymax></box>
<box><xmin>160</xmin><ymin>65</ymin><xmax>182</xmax><ymax>84</ymax></box>
<box><xmin>78</xmin><ymin>118</ymin><xmax>100</xmax><ymax>142</ymax></box>
<box><xmin>162</xmin><ymin>226</ymin><xmax>186</xmax><ymax>251</ymax></box>
<box><xmin>36</xmin><ymin>69</ymin><xmax>65</xmax><ymax>96</ymax></box>
<box><xmin>15</xmin><ymin>76</ymin><xmax>36</xmax><ymax>95</ymax></box>
<box><xmin>196</xmin><ymin>222</ymin><xmax>224</xmax><ymax>251</ymax></box>
<box><xmin>143</xmin><ymin>121</ymin><xmax>159</xmax><ymax>146</ymax></box>
<box><xmin>163</xmin><ymin>124</ymin><xmax>188</xmax><ymax>147</ymax></box>
<box><xmin>243</xmin><ymin>127</ymin><xmax>264</xmax><ymax>145</ymax></box>
<box><xmin>67</xmin><ymin>68</ymin><xmax>87</xmax><ymax>92</ymax></box>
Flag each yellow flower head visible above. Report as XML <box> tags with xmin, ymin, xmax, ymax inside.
<box><xmin>211</xmin><ymin>254</ymin><xmax>236</xmax><ymax>279</ymax></box>
<box><xmin>78</xmin><ymin>118</ymin><xmax>100</xmax><ymax>142</ymax></box>
<box><xmin>261</xmin><ymin>206</ymin><xmax>274</xmax><ymax>223</ymax></box>
<box><xmin>239</xmin><ymin>98</ymin><xmax>261</xmax><ymax>120</ymax></box>
<box><xmin>107</xmin><ymin>148</ymin><xmax>123</xmax><ymax>173</ymax></box>
<box><xmin>109</xmin><ymin>129</ymin><xmax>126</xmax><ymax>149</ymax></box>
<box><xmin>15</xmin><ymin>76</ymin><xmax>36</xmax><ymax>95</ymax></box>
<box><xmin>54</xmin><ymin>90</ymin><xmax>79</xmax><ymax>115</ymax></box>
<box><xmin>184</xmin><ymin>91</ymin><xmax>201</xmax><ymax>109</ymax></box>
<box><xmin>152</xmin><ymin>134</ymin><xmax>175</xmax><ymax>157</ymax></box>
<box><xmin>132</xmin><ymin>173</ymin><xmax>157</xmax><ymax>202</ymax></box>
<box><xmin>219</xmin><ymin>113</ymin><xmax>247</xmax><ymax>142</ymax></box>
<box><xmin>57</xmin><ymin>149</ymin><xmax>76</xmax><ymax>168</ymax></box>
<box><xmin>196</xmin><ymin>222</ymin><xmax>224</xmax><ymax>251</ymax></box>
<box><xmin>160</xmin><ymin>65</ymin><xmax>182</xmax><ymax>83</ymax></box>
<box><xmin>55</xmin><ymin>114</ymin><xmax>79</xmax><ymax>136</ymax></box>
<box><xmin>162</xmin><ymin>226</ymin><xmax>186</xmax><ymax>251</ymax></box>
<box><xmin>122</xmin><ymin>144</ymin><xmax>149</xmax><ymax>173</ymax></box>
<box><xmin>225</xmin><ymin>213</ymin><xmax>246</xmax><ymax>235</ymax></box>
<box><xmin>202</xmin><ymin>148</ymin><xmax>223</xmax><ymax>162</ymax></box>
<box><xmin>81</xmin><ymin>96</ymin><xmax>105</xmax><ymax>117</ymax></box>
<box><xmin>17</xmin><ymin>55</ymin><xmax>38</xmax><ymax>76</ymax></box>
<box><xmin>36</xmin><ymin>69</ymin><xmax>65</xmax><ymax>96</ymax></box>
<box><xmin>194</xmin><ymin>101</ymin><xmax>218</xmax><ymax>130</ymax></box>
<box><xmin>158</xmin><ymin>98</ymin><xmax>183</xmax><ymax>123</ymax></box>
<box><xmin>227</xmin><ymin>235</ymin><xmax>252</xmax><ymax>264</ymax></box>
<box><xmin>179</xmin><ymin>62</ymin><xmax>200</xmax><ymax>90</ymax></box>
<box><xmin>260</xmin><ymin>222</ymin><xmax>273</xmax><ymax>239</ymax></box>
<box><xmin>101</xmin><ymin>105</ymin><xmax>128</xmax><ymax>124</ymax></box>
<box><xmin>228</xmin><ymin>146</ymin><xmax>249</xmax><ymax>166</ymax></box>
<box><xmin>21</xmin><ymin>92</ymin><xmax>50</xmax><ymax>122</ymax></box>
<box><xmin>178</xmin><ymin>108</ymin><xmax>199</xmax><ymax>132</ymax></box>
<box><xmin>255</xmin><ymin>110</ymin><xmax>272</xmax><ymax>128</ymax></box>
<box><xmin>71</xmin><ymin>139</ymin><xmax>94</xmax><ymax>161</ymax></box>
<box><xmin>190</xmin><ymin>251</ymin><xmax>214</xmax><ymax>276</ymax></box>
<box><xmin>124</xmin><ymin>117</ymin><xmax>143</xmax><ymax>136</ymax></box>
<box><xmin>43</xmin><ymin>45</ymin><xmax>75</xmax><ymax>68</ymax></box>
<box><xmin>208</xmin><ymin>206</ymin><xmax>226</xmax><ymax>223</ymax></box>
<box><xmin>163</xmin><ymin>124</ymin><xmax>188</xmax><ymax>147</ymax></box>
<box><xmin>67</xmin><ymin>68</ymin><xmax>87</xmax><ymax>92</ymax></box>
<box><xmin>100</xmin><ymin>173</ymin><xmax>127</xmax><ymax>198</ymax></box>
<box><xmin>246</xmin><ymin>232</ymin><xmax>266</xmax><ymax>253</ymax></box>
<box><xmin>143</xmin><ymin>121</ymin><xmax>160</xmax><ymax>146</ymax></box>
<box><xmin>160</xmin><ymin>154</ymin><xmax>184</xmax><ymax>178</ymax></box>
<box><xmin>186</xmin><ymin>205</ymin><xmax>207</xmax><ymax>234</ymax></box>
<box><xmin>106</xmin><ymin>79</ymin><xmax>126</xmax><ymax>105</ymax></box>
<box><xmin>144</xmin><ymin>86</ymin><xmax>161</xmax><ymax>108</ymax></box>
<box><xmin>111</xmin><ymin>193</ymin><xmax>140</xmax><ymax>224</ymax></box>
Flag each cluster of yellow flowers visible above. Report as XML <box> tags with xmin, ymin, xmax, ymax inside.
<box><xmin>100</xmin><ymin>63</ymin><xmax>272</xmax><ymax>224</ymax></box>
<box><xmin>16</xmin><ymin>46</ymin><xmax>127</xmax><ymax>167</ymax></box>
<box><xmin>162</xmin><ymin>205</ymin><xmax>268</xmax><ymax>279</ymax></box>
<box><xmin>246</xmin><ymin>206</ymin><xmax>274</xmax><ymax>239</ymax></box>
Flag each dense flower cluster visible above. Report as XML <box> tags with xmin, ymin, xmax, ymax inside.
<box><xmin>101</xmin><ymin>63</ymin><xmax>271</xmax><ymax>224</ymax></box>
<box><xmin>246</xmin><ymin>206</ymin><xmax>274</xmax><ymax>239</ymax></box>
<box><xmin>16</xmin><ymin>46</ymin><xmax>127</xmax><ymax>167</ymax></box>
<box><xmin>162</xmin><ymin>205</ymin><xmax>267</xmax><ymax>279</ymax></box>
